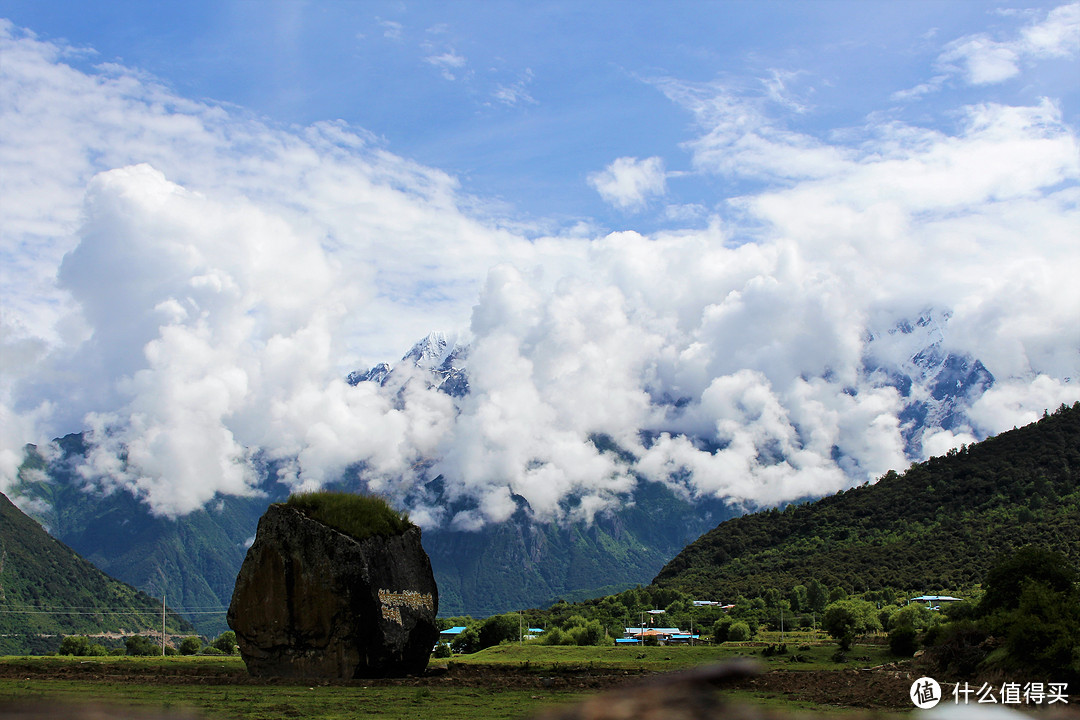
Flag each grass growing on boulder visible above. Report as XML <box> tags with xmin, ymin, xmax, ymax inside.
<box><xmin>285</xmin><ymin>491</ymin><xmax>412</xmax><ymax>541</ymax></box>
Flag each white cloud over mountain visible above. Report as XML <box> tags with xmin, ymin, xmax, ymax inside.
<box><xmin>1</xmin><ymin>12</ymin><xmax>1078</xmax><ymax>522</ymax></box>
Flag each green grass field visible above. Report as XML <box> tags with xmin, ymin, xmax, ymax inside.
<box><xmin>0</xmin><ymin>678</ymin><xmax>587</xmax><ymax>720</ymax></box>
<box><xmin>450</xmin><ymin>635</ymin><xmax>896</xmax><ymax>673</ymax></box>
<box><xmin>0</xmin><ymin>639</ymin><xmax>907</xmax><ymax>720</ymax></box>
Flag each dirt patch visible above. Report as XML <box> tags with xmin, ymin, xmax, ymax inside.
<box><xmin>727</xmin><ymin>669</ymin><xmax>914</xmax><ymax>710</ymax></box>
<box><xmin>0</xmin><ymin>658</ymin><xmax>906</xmax><ymax>702</ymax></box>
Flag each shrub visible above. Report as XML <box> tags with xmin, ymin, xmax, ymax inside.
<box><xmin>199</xmin><ymin>646</ymin><xmax>225</xmax><ymax>656</ymax></box>
<box><xmin>285</xmin><ymin>491</ymin><xmax>411</xmax><ymax>541</ymax></box>
<box><xmin>433</xmin><ymin>643</ymin><xmax>452</xmax><ymax>658</ymax></box>
<box><xmin>542</xmin><ymin>628</ymin><xmax>572</xmax><ymax>646</ymax></box>
<box><xmin>125</xmin><ymin>635</ymin><xmax>160</xmax><ymax>656</ymax></box>
<box><xmin>822</xmin><ymin>599</ymin><xmax>881</xmax><ymax>650</ymax></box>
<box><xmin>889</xmin><ymin>626</ymin><xmax>919</xmax><ymax>657</ymax></box>
<box><xmin>479</xmin><ymin>614</ymin><xmax>519</xmax><ymax>649</ymax></box>
<box><xmin>211</xmin><ymin>630</ymin><xmax>237</xmax><ymax>654</ymax></box>
<box><xmin>712</xmin><ymin>618</ymin><xmax>732</xmax><ymax>643</ymax></box>
<box><xmin>179</xmin><ymin>636</ymin><xmax>202</xmax><ymax>655</ymax></box>
<box><xmin>727</xmin><ymin>622</ymin><xmax>751</xmax><ymax>642</ymax></box>
<box><xmin>567</xmin><ymin>619</ymin><xmax>606</xmax><ymax>646</ymax></box>
<box><xmin>979</xmin><ymin>546</ymin><xmax>1076</xmax><ymax>614</ymax></box>
<box><xmin>58</xmin><ymin>636</ymin><xmax>107</xmax><ymax>657</ymax></box>
<box><xmin>450</xmin><ymin>627</ymin><xmax>479</xmax><ymax>654</ymax></box>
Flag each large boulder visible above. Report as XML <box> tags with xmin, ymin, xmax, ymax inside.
<box><xmin>227</xmin><ymin>500</ymin><xmax>438</xmax><ymax>678</ymax></box>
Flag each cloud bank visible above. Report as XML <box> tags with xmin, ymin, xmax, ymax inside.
<box><xmin>1</xmin><ymin>14</ymin><xmax>1078</xmax><ymax>524</ymax></box>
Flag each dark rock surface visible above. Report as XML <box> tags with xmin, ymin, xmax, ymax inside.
<box><xmin>227</xmin><ymin>503</ymin><xmax>438</xmax><ymax>678</ymax></box>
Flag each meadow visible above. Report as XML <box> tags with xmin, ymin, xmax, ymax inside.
<box><xmin>0</xmin><ymin>638</ymin><xmax>912</xmax><ymax>719</ymax></box>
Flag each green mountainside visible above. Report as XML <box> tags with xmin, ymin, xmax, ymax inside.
<box><xmin>426</xmin><ymin>479</ymin><xmax>738</xmax><ymax>616</ymax></box>
<box><xmin>0</xmin><ymin>491</ymin><xmax>192</xmax><ymax>654</ymax></box>
<box><xmin>653</xmin><ymin>402</ymin><xmax>1080</xmax><ymax>599</ymax></box>
<box><xmin>12</xmin><ymin>434</ymin><xmax>276</xmax><ymax>637</ymax></box>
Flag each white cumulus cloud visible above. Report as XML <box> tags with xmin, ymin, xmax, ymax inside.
<box><xmin>588</xmin><ymin>156</ymin><xmax>667</xmax><ymax>211</ymax></box>
<box><xmin>1</xmin><ymin>13</ymin><xmax>1078</xmax><ymax>526</ymax></box>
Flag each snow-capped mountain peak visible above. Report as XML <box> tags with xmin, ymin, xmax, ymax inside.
<box><xmin>403</xmin><ymin>332</ymin><xmax>454</xmax><ymax>371</ymax></box>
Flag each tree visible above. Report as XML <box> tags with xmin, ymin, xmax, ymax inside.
<box><xmin>789</xmin><ymin>585</ymin><xmax>808</xmax><ymax>613</ymax></box>
<box><xmin>888</xmin><ymin>604</ymin><xmax>936</xmax><ymax>632</ymax></box>
<box><xmin>806</xmin><ymin>579</ymin><xmax>828</xmax><ymax>613</ymax></box>
<box><xmin>125</xmin><ymin>635</ymin><xmax>160</xmax><ymax>656</ymax></box>
<box><xmin>712</xmin><ymin>617</ymin><xmax>732</xmax><ymax>643</ymax></box>
<box><xmin>889</xmin><ymin>626</ymin><xmax>918</xmax><ymax>657</ymax></box>
<box><xmin>821</xmin><ymin>599</ymin><xmax>881</xmax><ymax>651</ymax></box>
<box><xmin>727</xmin><ymin>622</ymin><xmax>751</xmax><ymax>642</ymax></box>
<box><xmin>979</xmin><ymin>545</ymin><xmax>1076</xmax><ymax>615</ymax></box>
<box><xmin>567</xmin><ymin>618</ymin><xmax>607</xmax><ymax>646</ymax></box>
<box><xmin>179</xmin><ymin>636</ymin><xmax>202</xmax><ymax>655</ymax></box>
<box><xmin>450</xmin><ymin>627</ymin><xmax>479</xmax><ymax>654</ymax></box>
<box><xmin>59</xmin><ymin>636</ymin><xmax>107</xmax><ymax>656</ymax></box>
<box><xmin>478</xmin><ymin>614</ymin><xmax>519</xmax><ymax>649</ymax></box>
<box><xmin>211</xmin><ymin>630</ymin><xmax>237</xmax><ymax>655</ymax></box>
<box><xmin>1003</xmin><ymin>581</ymin><xmax>1080</xmax><ymax>679</ymax></box>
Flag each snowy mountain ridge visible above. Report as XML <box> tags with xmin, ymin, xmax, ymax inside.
<box><xmin>350</xmin><ymin>309</ymin><xmax>997</xmax><ymax>482</ymax></box>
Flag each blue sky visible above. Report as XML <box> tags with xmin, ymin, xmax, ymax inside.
<box><xmin>1</xmin><ymin>2</ymin><xmax>1078</xmax><ymax>521</ymax></box>
<box><xmin>4</xmin><ymin>1</ymin><xmax>1076</xmax><ymax>231</ymax></box>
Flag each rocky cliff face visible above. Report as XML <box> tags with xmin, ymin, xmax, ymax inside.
<box><xmin>227</xmin><ymin>503</ymin><xmax>438</xmax><ymax>678</ymax></box>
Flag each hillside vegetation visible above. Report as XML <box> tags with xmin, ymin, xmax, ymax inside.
<box><xmin>0</xmin><ymin>491</ymin><xmax>192</xmax><ymax>654</ymax></box>
<box><xmin>653</xmin><ymin>402</ymin><xmax>1080</xmax><ymax>599</ymax></box>
<box><xmin>12</xmin><ymin>433</ymin><xmax>274</xmax><ymax>637</ymax></box>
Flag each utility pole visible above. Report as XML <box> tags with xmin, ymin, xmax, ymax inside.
<box><xmin>161</xmin><ymin>593</ymin><xmax>166</xmax><ymax>657</ymax></box>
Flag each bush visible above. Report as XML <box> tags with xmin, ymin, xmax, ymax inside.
<box><xmin>889</xmin><ymin>603</ymin><xmax>935</xmax><ymax>632</ymax></box>
<box><xmin>979</xmin><ymin>545</ymin><xmax>1076</xmax><ymax>614</ymax></box>
<box><xmin>727</xmin><ymin>622</ymin><xmax>751</xmax><ymax>642</ymax></box>
<box><xmin>125</xmin><ymin>635</ymin><xmax>160</xmax><ymax>656</ymax></box>
<box><xmin>450</xmin><ymin>627</ymin><xmax>479</xmax><ymax>654</ymax></box>
<box><xmin>567</xmin><ymin>619</ymin><xmax>607</xmax><ymax>646</ymax></box>
<box><xmin>479</xmin><ymin>614</ymin><xmax>519</xmax><ymax>649</ymax></box>
<box><xmin>542</xmin><ymin>628</ymin><xmax>572</xmax><ymax>646</ymax></box>
<box><xmin>58</xmin><ymin>636</ymin><xmax>108</xmax><ymax>657</ymax></box>
<box><xmin>179</xmin><ymin>636</ymin><xmax>202</xmax><ymax>655</ymax></box>
<box><xmin>822</xmin><ymin>599</ymin><xmax>881</xmax><ymax>650</ymax></box>
<box><xmin>211</xmin><ymin>630</ymin><xmax>237</xmax><ymax>655</ymax></box>
<box><xmin>889</xmin><ymin>627</ymin><xmax>919</xmax><ymax>657</ymax></box>
<box><xmin>712</xmin><ymin>618</ymin><xmax>732</xmax><ymax>643</ymax></box>
<box><xmin>433</xmin><ymin>643</ymin><xmax>452</xmax><ymax>658</ymax></box>
<box><xmin>285</xmin><ymin>491</ymin><xmax>411</xmax><ymax>541</ymax></box>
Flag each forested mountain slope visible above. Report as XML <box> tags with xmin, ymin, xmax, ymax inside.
<box><xmin>653</xmin><ymin>403</ymin><xmax>1080</xmax><ymax>599</ymax></box>
<box><xmin>0</xmin><ymin>491</ymin><xmax>192</xmax><ymax>654</ymax></box>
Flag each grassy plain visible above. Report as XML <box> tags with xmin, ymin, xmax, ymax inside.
<box><xmin>0</xmin><ymin>640</ymin><xmax>907</xmax><ymax>720</ymax></box>
<box><xmin>450</xmin><ymin>636</ymin><xmax>896</xmax><ymax>673</ymax></box>
<box><xmin>1</xmin><ymin>678</ymin><xmax>586</xmax><ymax>720</ymax></box>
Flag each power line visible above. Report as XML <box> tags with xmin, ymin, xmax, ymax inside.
<box><xmin>0</xmin><ymin>605</ymin><xmax>229</xmax><ymax>612</ymax></box>
<box><xmin>0</xmin><ymin>610</ymin><xmax>227</xmax><ymax>616</ymax></box>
